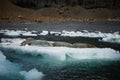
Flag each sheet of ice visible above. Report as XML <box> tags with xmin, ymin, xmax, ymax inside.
<box><xmin>67</xmin><ymin>48</ymin><xmax>120</xmax><ymax>60</ymax></box>
<box><xmin>1</xmin><ymin>38</ymin><xmax>25</xmax><ymax>45</ymax></box>
<box><xmin>61</xmin><ymin>30</ymin><xmax>118</xmax><ymax>38</ymax></box>
<box><xmin>0</xmin><ymin>30</ymin><xmax>37</xmax><ymax>37</ymax></box>
<box><xmin>0</xmin><ymin>51</ymin><xmax>20</xmax><ymax>76</ymax></box>
<box><xmin>1</xmin><ymin>44</ymin><xmax>120</xmax><ymax>61</ymax></box>
<box><xmin>40</xmin><ymin>30</ymin><xmax>48</xmax><ymax>35</ymax></box>
<box><xmin>61</xmin><ymin>30</ymin><xmax>120</xmax><ymax>43</ymax></box>
<box><xmin>20</xmin><ymin>68</ymin><xmax>44</xmax><ymax>80</ymax></box>
<box><xmin>0</xmin><ymin>51</ymin><xmax>6</xmax><ymax>62</ymax></box>
<box><xmin>22</xmin><ymin>31</ymin><xmax>37</xmax><ymax>36</ymax></box>
<box><xmin>100</xmin><ymin>32</ymin><xmax>120</xmax><ymax>43</ymax></box>
<box><xmin>4</xmin><ymin>30</ymin><xmax>21</xmax><ymax>37</ymax></box>
<box><xmin>0</xmin><ymin>29</ymin><xmax>120</xmax><ymax>43</ymax></box>
<box><xmin>50</xmin><ymin>31</ymin><xmax>61</xmax><ymax>36</ymax></box>
<box><xmin>102</xmin><ymin>37</ymin><xmax>120</xmax><ymax>43</ymax></box>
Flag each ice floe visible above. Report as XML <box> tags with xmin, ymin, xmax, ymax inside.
<box><xmin>4</xmin><ymin>30</ymin><xmax>21</xmax><ymax>37</ymax></box>
<box><xmin>1</xmin><ymin>38</ymin><xmax>25</xmax><ymax>45</ymax></box>
<box><xmin>0</xmin><ymin>51</ymin><xmax>6</xmax><ymax>62</ymax></box>
<box><xmin>1</xmin><ymin>44</ymin><xmax>120</xmax><ymax>61</ymax></box>
<box><xmin>0</xmin><ymin>29</ymin><xmax>120</xmax><ymax>43</ymax></box>
<box><xmin>0</xmin><ymin>29</ymin><xmax>37</xmax><ymax>37</ymax></box>
<box><xmin>22</xmin><ymin>31</ymin><xmax>37</xmax><ymax>36</ymax></box>
<box><xmin>20</xmin><ymin>68</ymin><xmax>44</xmax><ymax>80</ymax></box>
<box><xmin>101</xmin><ymin>35</ymin><xmax>120</xmax><ymax>43</ymax></box>
<box><xmin>39</xmin><ymin>30</ymin><xmax>48</xmax><ymax>35</ymax></box>
<box><xmin>0</xmin><ymin>51</ymin><xmax>20</xmax><ymax>76</ymax></box>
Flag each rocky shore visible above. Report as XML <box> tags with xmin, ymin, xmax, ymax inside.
<box><xmin>0</xmin><ymin>0</ymin><xmax>120</xmax><ymax>23</ymax></box>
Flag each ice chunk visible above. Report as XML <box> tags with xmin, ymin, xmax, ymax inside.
<box><xmin>1</xmin><ymin>38</ymin><xmax>25</xmax><ymax>45</ymax></box>
<box><xmin>40</xmin><ymin>30</ymin><xmax>48</xmax><ymax>35</ymax></box>
<box><xmin>1</xmin><ymin>44</ymin><xmax>120</xmax><ymax>61</ymax></box>
<box><xmin>20</xmin><ymin>68</ymin><xmax>44</xmax><ymax>80</ymax></box>
<box><xmin>102</xmin><ymin>37</ymin><xmax>120</xmax><ymax>43</ymax></box>
<box><xmin>0</xmin><ymin>51</ymin><xmax>6</xmax><ymax>62</ymax></box>
<box><xmin>22</xmin><ymin>31</ymin><xmax>37</xmax><ymax>36</ymax></box>
<box><xmin>1</xmin><ymin>29</ymin><xmax>120</xmax><ymax>43</ymax></box>
<box><xmin>0</xmin><ymin>51</ymin><xmax>20</xmax><ymax>76</ymax></box>
<box><xmin>4</xmin><ymin>30</ymin><xmax>21</xmax><ymax>37</ymax></box>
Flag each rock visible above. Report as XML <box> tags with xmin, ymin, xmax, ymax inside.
<box><xmin>53</xmin><ymin>41</ymin><xmax>73</xmax><ymax>47</ymax></box>
<box><xmin>72</xmin><ymin>43</ymin><xmax>96</xmax><ymax>48</ymax></box>
<box><xmin>17</xmin><ymin>15</ymin><xmax>24</xmax><ymax>19</ymax></box>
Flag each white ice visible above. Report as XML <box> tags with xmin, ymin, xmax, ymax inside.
<box><xmin>39</xmin><ymin>30</ymin><xmax>48</xmax><ymax>35</ymax></box>
<box><xmin>20</xmin><ymin>68</ymin><xmax>44</xmax><ymax>80</ymax></box>
<box><xmin>22</xmin><ymin>31</ymin><xmax>37</xmax><ymax>36</ymax></box>
<box><xmin>0</xmin><ymin>29</ymin><xmax>120</xmax><ymax>43</ymax></box>
<box><xmin>101</xmin><ymin>32</ymin><xmax>120</xmax><ymax>43</ymax></box>
<box><xmin>0</xmin><ymin>51</ymin><xmax>20</xmax><ymax>76</ymax></box>
<box><xmin>61</xmin><ymin>30</ymin><xmax>120</xmax><ymax>43</ymax></box>
<box><xmin>50</xmin><ymin>31</ymin><xmax>61</xmax><ymax>36</ymax></box>
<box><xmin>0</xmin><ymin>30</ymin><xmax>37</xmax><ymax>37</ymax></box>
<box><xmin>4</xmin><ymin>30</ymin><xmax>21</xmax><ymax>37</ymax></box>
<box><xmin>0</xmin><ymin>51</ymin><xmax>6</xmax><ymax>62</ymax></box>
<box><xmin>1</xmin><ymin>44</ymin><xmax>120</xmax><ymax>61</ymax></box>
<box><xmin>1</xmin><ymin>38</ymin><xmax>25</xmax><ymax>45</ymax></box>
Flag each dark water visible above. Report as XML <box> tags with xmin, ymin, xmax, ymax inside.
<box><xmin>43</xmin><ymin>61</ymin><xmax>120</xmax><ymax>80</ymax></box>
<box><xmin>0</xmin><ymin>48</ymin><xmax>120</xmax><ymax>80</ymax></box>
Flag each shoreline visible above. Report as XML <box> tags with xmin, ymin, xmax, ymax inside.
<box><xmin>0</xmin><ymin>17</ymin><xmax>120</xmax><ymax>23</ymax></box>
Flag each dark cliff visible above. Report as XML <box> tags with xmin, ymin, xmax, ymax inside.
<box><xmin>10</xmin><ymin>0</ymin><xmax>120</xmax><ymax>9</ymax></box>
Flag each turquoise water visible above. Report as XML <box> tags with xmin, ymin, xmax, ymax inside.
<box><xmin>0</xmin><ymin>48</ymin><xmax>120</xmax><ymax>80</ymax></box>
